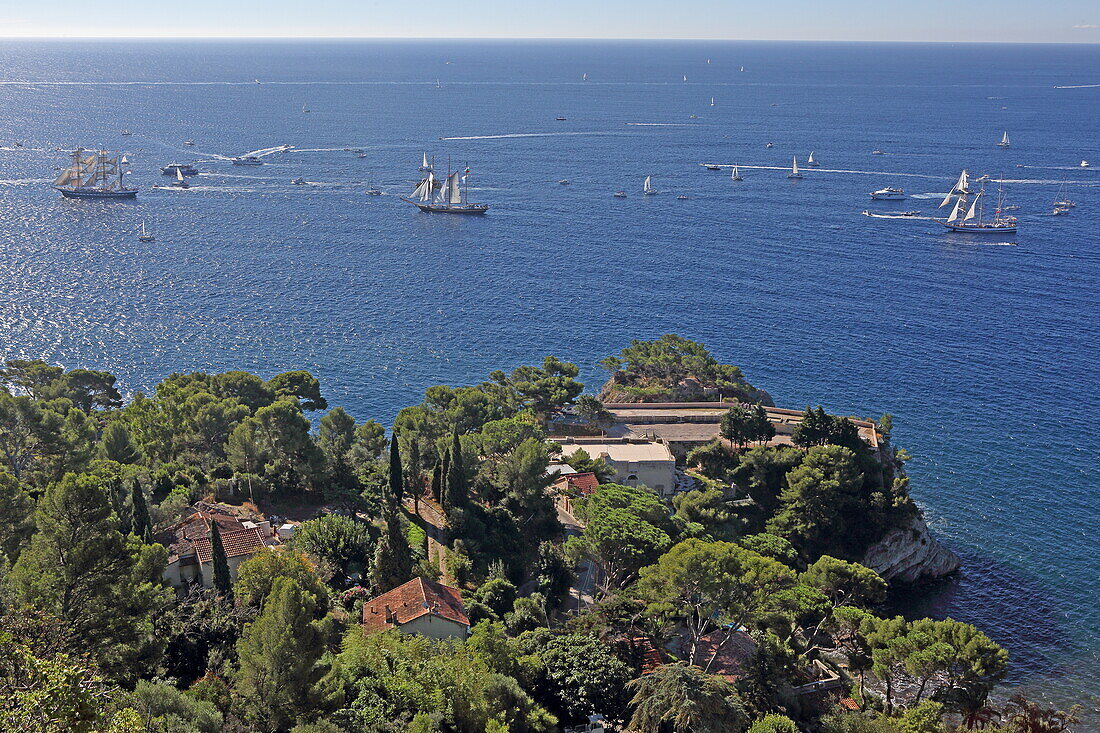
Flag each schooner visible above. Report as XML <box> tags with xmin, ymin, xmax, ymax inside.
<box><xmin>938</xmin><ymin>169</ymin><xmax>1016</xmax><ymax>233</ymax></box>
<box><xmin>53</xmin><ymin>149</ymin><xmax>137</xmax><ymax>199</ymax></box>
<box><xmin>403</xmin><ymin>164</ymin><xmax>488</xmax><ymax>214</ymax></box>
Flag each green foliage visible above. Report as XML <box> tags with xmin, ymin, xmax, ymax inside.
<box><xmin>129</xmin><ymin>479</ymin><xmax>151</xmax><ymax>543</ymax></box>
<box><xmin>561</xmin><ymin>447</ymin><xmax>615</xmax><ymax>484</ymax></box>
<box><xmin>266</xmin><ymin>370</ymin><xmax>328</xmax><ymax>411</ymax></box>
<box><xmin>98</xmin><ymin>421</ymin><xmax>140</xmax><ymax>464</ymax></box>
<box><xmin>471</xmin><ymin>576</ymin><xmax>518</xmax><ymax>619</ymax></box>
<box><xmin>734</xmin><ymin>446</ymin><xmax>804</xmax><ymax>522</ymax></box>
<box><xmin>0</xmin><ymin>470</ymin><xmax>33</xmax><ymax>561</ymax></box>
<box><xmin>738</xmin><ymin>533</ymin><xmax>799</xmax><ymax>567</ymax></box>
<box><xmin>209</xmin><ymin>520</ymin><xmax>233</xmax><ymax>598</ymax></box>
<box><xmin>749</xmin><ymin>713</ymin><xmax>799</xmax><ymax>733</ymax></box>
<box><xmin>672</xmin><ymin>486</ymin><xmax>740</xmax><ymax>541</ymax></box>
<box><xmin>687</xmin><ymin>439</ymin><xmax>740</xmax><ymax>483</ymax></box>
<box><xmin>291</xmin><ymin>514</ymin><xmax>376</xmax><ymax>580</ymax></box>
<box><xmin>234</xmin><ymin>576</ymin><xmax>332</xmax><ymax>731</ymax></box>
<box><xmin>626</xmin><ymin>661</ymin><xmax>750</xmax><ymax>733</ymax></box>
<box><xmin>156</xmin><ymin>589</ymin><xmax>251</xmax><ymax>685</ymax></box>
<box><xmin>227</xmin><ymin>399</ymin><xmax>325</xmax><ymax>498</ymax></box>
<box><xmin>372</xmin><ymin>436</ymin><xmax>414</xmax><ymax>593</ymax></box>
<box><xmin>234</xmin><ymin>548</ymin><xmax>329</xmax><ymax>612</ymax></box>
<box><xmin>127</xmin><ymin>679</ymin><xmax>223</xmax><ymax>733</ymax></box>
<box><xmin>800</xmin><ymin>555</ymin><xmax>888</xmax><ymax>608</ymax></box>
<box><xmin>490</xmin><ymin>355</ymin><xmax>585</xmax><ymax>418</ymax></box>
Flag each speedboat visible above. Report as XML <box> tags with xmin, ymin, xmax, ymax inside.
<box><xmin>871</xmin><ymin>149</ymin><xmax>885</xmax><ymax>155</ymax></box>
<box><xmin>556</xmin><ymin>116</ymin><xmax>567</xmax><ymax>121</ymax></box>
<box><xmin>357</xmin><ymin>153</ymin><xmax>368</xmax><ymax>159</ymax></box>
<box><xmin>765</xmin><ymin>142</ymin><xmax>774</xmax><ymax>148</ymax></box>
<box><xmin>705</xmin><ymin>164</ymin><xmax>720</xmax><ymax>171</ymax></box>
<box><xmin>121</xmin><ymin>130</ymin><xmax>133</xmax><ymax>137</ymax></box>
<box><xmin>613</xmin><ymin>191</ymin><xmax>627</xmax><ymax>198</ymax></box>
<box><xmin>558</xmin><ymin>179</ymin><xmax>570</xmax><ymax>185</ymax></box>
<box><xmin>292</xmin><ymin>177</ymin><xmax>306</xmax><ymax>185</ymax></box>
<box><xmin>366</xmin><ymin>184</ymin><xmax>382</xmax><ymax>196</ymax></box>
<box><xmin>870</xmin><ymin>187</ymin><xmax>906</xmax><ymax>200</ymax></box>
<box><xmin>677</xmin><ymin>194</ymin><xmax>689</xmax><ymax>200</ymax></box>
<box><xmin>161</xmin><ymin>163</ymin><xmax>198</xmax><ymax>176</ymax></box>
<box><xmin>1080</xmin><ymin>160</ymin><xmax>1090</xmax><ymax>168</ymax></box>
<box><xmin>900</xmin><ymin>211</ymin><xmax>920</xmax><ymax>217</ymax></box>
<box><xmin>183</xmin><ymin>139</ymin><xmax>195</xmax><ymax>146</ymax></box>
<box><xmin>233</xmin><ymin>156</ymin><xmax>263</xmax><ymax>166</ymax></box>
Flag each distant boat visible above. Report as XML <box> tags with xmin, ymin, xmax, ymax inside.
<box><xmin>436</xmin><ymin>79</ymin><xmax>442</xmax><ymax>88</ymax></box>
<box><xmin>643</xmin><ymin>175</ymin><xmax>657</xmax><ymax>195</ymax></box>
<box><xmin>358</xmin><ymin>153</ymin><xmax>368</xmax><ymax>159</ymax></box>
<box><xmin>870</xmin><ymin>187</ymin><xmax>906</xmax><ymax>200</ymax></box>
<box><xmin>366</xmin><ymin>181</ymin><xmax>382</xmax><ymax>195</ymax></box>
<box><xmin>121</xmin><ymin>130</ymin><xmax>133</xmax><ymax>137</ymax></box>
<box><xmin>613</xmin><ymin>191</ymin><xmax>627</xmax><ymax>198</ymax></box>
<box><xmin>582</xmin><ymin>73</ymin><xmax>588</xmax><ymax>81</ymax></box>
<box><xmin>730</xmin><ymin>165</ymin><xmax>743</xmax><ymax>181</ymax></box>
<box><xmin>53</xmin><ymin>148</ymin><xmax>137</xmax><ymax>199</ymax></box>
<box><xmin>403</xmin><ymin>165</ymin><xmax>488</xmax><ymax>214</ymax></box>
<box><xmin>1053</xmin><ymin>182</ymin><xmax>1075</xmax><ymax>211</ymax></box>
<box><xmin>556</xmin><ymin>116</ymin><xmax>567</xmax><ymax>121</ymax></box>
<box><xmin>558</xmin><ymin>179</ymin><xmax>570</xmax><ymax>185</ymax></box>
<box><xmin>682</xmin><ymin>74</ymin><xmax>687</xmax><ymax>82</ymax></box>
<box><xmin>740</xmin><ymin>66</ymin><xmax>745</xmax><ymax>72</ymax></box>
<box><xmin>807</xmin><ymin>151</ymin><xmax>819</xmax><ymax>167</ymax></box>
<box><xmin>254</xmin><ymin>79</ymin><xmax>261</xmax><ymax>84</ymax></box>
<box><xmin>183</xmin><ymin>139</ymin><xmax>195</xmax><ymax>146</ymax></box>
<box><xmin>710</xmin><ymin>97</ymin><xmax>715</xmax><ymax>107</ymax></box>
<box><xmin>233</xmin><ymin>156</ymin><xmax>263</xmax><ymax>166</ymax></box>
<box><xmin>138</xmin><ymin>220</ymin><xmax>155</xmax><ymax>242</ymax></box>
<box><xmin>765</xmin><ymin>142</ymin><xmax>774</xmax><ymax>149</ymax></box>
<box><xmin>677</xmin><ymin>194</ymin><xmax>688</xmax><ymax>200</ymax></box>
<box><xmin>173</xmin><ymin>168</ymin><xmax>189</xmax><ymax>188</ymax></box>
<box><xmin>161</xmin><ymin>163</ymin><xmax>198</xmax><ymax>176</ymax></box>
<box><xmin>302</xmin><ymin>104</ymin><xmax>310</xmax><ymax>113</ymax></box>
<box><xmin>705</xmin><ymin>164</ymin><xmax>720</xmax><ymax>171</ymax></box>
<box><xmin>1080</xmin><ymin>160</ymin><xmax>1090</xmax><ymax>168</ymax></box>
<box><xmin>900</xmin><ymin>211</ymin><xmax>920</xmax><ymax>217</ymax></box>
<box><xmin>419</xmin><ymin>153</ymin><xmax>432</xmax><ymax>172</ymax></box>
<box><xmin>998</xmin><ymin>131</ymin><xmax>1010</xmax><ymax>148</ymax></box>
<box><xmin>872</xmin><ymin>149</ymin><xmax>885</xmax><ymax>155</ymax></box>
<box><xmin>938</xmin><ymin>169</ymin><xmax>1017</xmax><ymax>233</ymax></box>
<box><xmin>292</xmin><ymin>177</ymin><xmax>306</xmax><ymax>185</ymax></box>
<box><xmin>787</xmin><ymin>157</ymin><xmax>803</xmax><ymax>179</ymax></box>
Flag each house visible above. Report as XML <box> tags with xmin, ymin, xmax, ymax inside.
<box><xmin>159</xmin><ymin>502</ymin><xmax>276</xmax><ymax>589</ymax></box>
<box><xmin>361</xmin><ymin>577</ymin><xmax>471</xmax><ymax>640</ymax></box>
<box><xmin>551</xmin><ymin>437</ymin><xmax>677</xmax><ymax>496</ymax></box>
<box><xmin>550</xmin><ymin>470</ymin><xmax>600</xmax><ymax>516</ymax></box>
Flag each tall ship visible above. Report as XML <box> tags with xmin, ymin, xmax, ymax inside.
<box><xmin>938</xmin><ymin>169</ymin><xmax>1016</xmax><ymax>234</ymax></box>
<box><xmin>53</xmin><ymin>148</ymin><xmax>137</xmax><ymax>199</ymax></box>
<box><xmin>403</xmin><ymin>165</ymin><xmax>488</xmax><ymax>214</ymax></box>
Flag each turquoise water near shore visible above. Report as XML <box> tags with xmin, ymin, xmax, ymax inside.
<box><xmin>0</xmin><ymin>39</ymin><xmax>1097</xmax><ymax>719</ymax></box>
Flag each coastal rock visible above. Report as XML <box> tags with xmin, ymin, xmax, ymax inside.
<box><xmin>862</xmin><ymin>515</ymin><xmax>960</xmax><ymax>584</ymax></box>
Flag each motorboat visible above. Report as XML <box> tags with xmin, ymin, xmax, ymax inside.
<box><xmin>872</xmin><ymin>149</ymin><xmax>885</xmax><ymax>155</ymax></box>
<box><xmin>161</xmin><ymin>163</ymin><xmax>198</xmax><ymax>176</ymax></box>
<box><xmin>613</xmin><ymin>191</ymin><xmax>627</xmax><ymax>198</ymax></box>
<box><xmin>870</xmin><ymin>187</ymin><xmax>906</xmax><ymax>200</ymax></box>
<box><xmin>705</xmin><ymin>164</ymin><xmax>720</xmax><ymax>171</ymax></box>
<box><xmin>1080</xmin><ymin>160</ymin><xmax>1090</xmax><ymax>168</ymax></box>
<box><xmin>292</xmin><ymin>177</ymin><xmax>306</xmax><ymax>185</ymax></box>
<box><xmin>558</xmin><ymin>179</ymin><xmax>570</xmax><ymax>185</ymax></box>
<box><xmin>677</xmin><ymin>194</ymin><xmax>689</xmax><ymax>200</ymax></box>
<box><xmin>233</xmin><ymin>156</ymin><xmax>263</xmax><ymax>166</ymax></box>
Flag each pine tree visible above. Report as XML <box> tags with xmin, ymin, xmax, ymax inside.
<box><xmin>209</xmin><ymin>520</ymin><xmax>233</xmax><ymax>598</ymax></box>
<box><xmin>98</xmin><ymin>421</ymin><xmax>140</xmax><ymax>464</ymax></box>
<box><xmin>130</xmin><ymin>479</ymin><xmax>151</xmax><ymax>543</ymax></box>
<box><xmin>371</xmin><ymin>435</ymin><xmax>413</xmax><ymax>593</ymax></box>
<box><xmin>235</xmin><ymin>576</ymin><xmax>326</xmax><ymax>731</ymax></box>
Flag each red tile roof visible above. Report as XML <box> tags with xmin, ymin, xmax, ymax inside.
<box><xmin>838</xmin><ymin>697</ymin><xmax>860</xmax><ymax>711</ymax></box>
<box><xmin>191</xmin><ymin>527</ymin><xmax>267</xmax><ymax>564</ymax></box>
<box><xmin>566</xmin><ymin>472</ymin><xmax>600</xmax><ymax>495</ymax></box>
<box><xmin>361</xmin><ymin>577</ymin><xmax>470</xmax><ymax>633</ymax></box>
<box><xmin>632</xmin><ymin>636</ymin><xmax>664</xmax><ymax>675</ymax></box>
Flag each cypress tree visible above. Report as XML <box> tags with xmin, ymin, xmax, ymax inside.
<box><xmin>210</xmin><ymin>520</ymin><xmax>233</xmax><ymax>597</ymax></box>
<box><xmin>444</xmin><ymin>429</ymin><xmax>467</xmax><ymax>511</ymax></box>
<box><xmin>130</xmin><ymin>479</ymin><xmax>151</xmax><ymax>543</ymax></box>
<box><xmin>388</xmin><ymin>433</ymin><xmax>404</xmax><ymax>510</ymax></box>
<box><xmin>430</xmin><ymin>459</ymin><xmax>443</xmax><ymax>504</ymax></box>
<box><xmin>439</xmin><ymin>450</ymin><xmax>451</xmax><ymax>510</ymax></box>
<box><xmin>372</xmin><ymin>435</ymin><xmax>413</xmax><ymax>593</ymax></box>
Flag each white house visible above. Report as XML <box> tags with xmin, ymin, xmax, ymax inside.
<box><xmin>552</xmin><ymin>437</ymin><xmax>677</xmax><ymax>496</ymax></box>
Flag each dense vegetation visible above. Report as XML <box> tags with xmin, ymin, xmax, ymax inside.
<box><xmin>0</xmin><ymin>339</ymin><xmax>1079</xmax><ymax>732</ymax></box>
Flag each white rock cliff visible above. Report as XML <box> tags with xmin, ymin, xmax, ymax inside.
<box><xmin>862</xmin><ymin>514</ymin><xmax>960</xmax><ymax>584</ymax></box>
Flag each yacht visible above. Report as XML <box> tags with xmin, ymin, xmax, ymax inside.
<box><xmin>292</xmin><ymin>177</ymin><xmax>306</xmax><ymax>185</ymax></box>
<box><xmin>787</xmin><ymin>157</ymin><xmax>803</xmax><ymax>179</ymax></box>
<box><xmin>613</xmin><ymin>191</ymin><xmax>627</xmax><ymax>198</ymax></box>
<box><xmin>1080</xmin><ymin>160</ymin><xmax>1090</xmax><ymax>168</ymax></box>
<box><xmin>137</xmin><ymin>221</ymin><xmax>155</xmax><ymax>242</ymax></box>
<box><xmin>677</xmin><ymin>194</ymin><xmax>689</xmax><ymax>200</ymax></box>
<box><xmin>403</xmin><ymin>164</ymin><xmax>489</xmax><ymax>214</ymax></box>
<box><xmin>870</xmin><ymin>187</ymin><xmax>906</xmax><ymax>200</ymax></box>
<box><xmin>161</xmin><ymin>163</ymin><xmax>198</xmax><ymax>177</ymax></box>
<box><xmin>558</xmin><ymin>179</ymin><xmax>570</xmax><ymax>185</ymax></box>
<box><xmin>232</xmin><ymin>156</ymin><xmax>264</xmax><ymax>166</ymax></box>
<box><xmin>807</xmin><ymin>152</ymin><xmax>819</xmax><ymax>168</ymax></box>
<box><xmin>183</xmin><ymin>139</ymin><xmax>195</xmax><ymax>146</ymax></box>
<box><xmin>556</xmin><ymin>116</ymin><xmax>567</xmax><ymax>121</ymax></box>
<box><xmin>871</xmin><ymin>149</ymin><xmax>885</xmax><ymax>155</ymax></box>
<box><xmin>121</xmin><ymin>130</ymin><xmax>134</xmax><ymax>137</ymax></box>
<box><xmin>366</xmin><ymin>181</ymin><xmax>382</xmax><ymax>195</ymax></box>
<box><xmin>705</xmin><ymin>164</ymin><xmax>720</xmax><ymax>171</ymax></box>
<box><xmin>730</xmin><ymin>165</ymin><xmax>743</xmax><ymax>181</ymax></box>
<box><xmin>765</xmin><ymin>142</ymin><xmax>774</xmax><ymax>149</ymax></box>
<box><xmin>998</xmin><ymin>131</ymin><xmax>1010</xmax><ymax>148</ymax></box>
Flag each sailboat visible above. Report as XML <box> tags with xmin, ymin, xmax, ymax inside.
<box><xmin>998</xmin><ymin>131</ymin><xmax>1010</xmax><ymax>148</ymax></box>
<box><xmin>710</xmin><ymin>97</ymin><xmax>715</xmax><ymax>107</ymax></box>
<box><xmin>173</xmin><ymin>167</ymin><xmax>189</xmax><ymax>188</ymax></box>
<box><xmin>418</xmin><ymin>153</ymin><xmax>432</xmax><ymax>172</ymax></box>
<box><xmin>787</xmin><ymin>157</ymin><xmax>803</xmax><ymax>179</ymax></box>
<box><xmin>138</xmin><ymin>220</ymin><xmax>155</xmax><ymax>242</ymax></box>
<box><xmin>53</xmin><ymin>149</ymin><xmax>138</xmax><ymax>199</ymax></box>
<box><xmin>682</xmin><ymin>74</ymin><xmax>688</xmax><ymax>82</ymax></box>
<box><xmin>403</xmin><ymin>164</ymin><xmax>488</xmax><ymax>214</ymax></box>
<box><xmin>807</xmin><ymin>152</ymin><xmax>819</xmax><ymax>168</ymax></box>
<box><xmin>938</xmin><ymin>169</ymin><xmax>1016</xmax><ymax>233</ymax></box>
<box><xmin>1053</xmin><ymin>182</ymin><xmax>1075</xmax><ymax>210</ymax></box>
<box><xmin>740</xmin><ymin>66</ymin><xmax>745</xmax><ymax>72</ymax></box>
<box><xmin>643</xmin><ymin>176</ymin><xmax>657</xmax><ymax>195</ymax></box>
<box><xmin>302</xmin><ymin>104</ymin><xmax>310</xmax><ymax>113</ymax></box>
<box><xmin>730</xmin><ymin>166</ymin><xmax>743</xmax><ymax>181</ymax></box>
<box><xmin>582</xmin><ymin>73</ymin><xmax>588</xmax><ymax>81</ymax></box>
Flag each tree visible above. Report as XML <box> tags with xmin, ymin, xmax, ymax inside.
<box><xmin>127</xmin><ymin>679</ymin><xmax>223</xmax><ymax>733</ymax></box>
<box><xmin>266</xmin><ymin>370</ymin><xmax>327</xmax><ymax>411</ymax></box>
<box><xmin>97</xmin><ymin>422</ymin><xmax>140</xmax><ymax>464</ymax></box>
<box><xmin>60</xmin><ymin>369</ymin><xmax>123</xmax><ymax>412</ymax></box>
<box><xmin>130</xmin><ymin>480</ymin><xmax>151</xmax><ymax>543</ymax></box>
<box><xmin>562</xmin><ymin>447</ymin><xmax>615</xmax><ymax>484</ymax></box>
<box><xmin>0</xmin><ymin>392</ymin><xmax>64</xmax><ymax>480</ymax></box>
<box><xmin>291</xmin><ymin>514</ymin><xmax>375</xmax><ymax>581</ymax></box>
<box><xmin>720</xmin><ymin>405</ymin><xmax>753</xmax><ymax>450</ymax></box>
<box><xmin>491</xmin><ymin>356</ymin><xmax>585</xmax><ymax>419</ymax></box>
<box><xmin>234</xmin><ymin>549</ymin><xmax>328</xmax><ymax>612</ymax></box>
<box><xmin>235</xmin><ymin>576</ymin><xmax>330</xmax><ymax>731</ymax></box>
<box><xmin>767</xmin><ymin>445</ymin><xmax>865</xmax><ymax>558</ymax></box>
<box><xmin>738</xmin><ymin>534</ymin><xmax>799</xmax><ymax>567</ymax></box>
<box><xmin>0</xmin><ymin>471</ymin><xmax>33</xmax><ymax>561</ymax></box>
<box><xmin>792</xmin><ymin>406</ymin><xmax>833</xmax><ymax>448</ymax></box>
<box><xmin>800</xmin><ymin>556</ymin><xmax>887</xmax><ymax>610</ymax></box>
<box><xmin>747</xmin><ymin>404</ymin><xmax>776</xmax><ymax>446</ymax></box>
<box><xmin>575</xmin><ymin>395</ymin><xmax>614</xmax><ymax>431</ymax></box>
<box><xmin>635</xmin><ymin>539</ymin><xmax>795</xmax><ymax>670</ymax></box>
<box><xmin>733</xmin><ymin>446</ymin><xmax>803</xmax><ymax>522</ymax></box>
<box><xmin>626</xmin><ymin>662</ymin><xmax>750</xmax><ymax>733</ymax></box>
<box><xmin>1002</xmin><ymin>693</ymin><xmax>1080</xmax><ymax>733</ymax></box>
<box><xmin>444</xmin><ymin>428</ymin><xmax>468</xmax><ymax>513</ymax></box>
<box><xmin>748</xmin><ymin>714</ymin><xmax>799</xmax><ymax>733</ymax></box>
<box><xmin>372</xmin><ymin>435</ymin><xmax>413</xmax><ymax>593</ymax></box>
<box><xmin>209</xmin><ymin>520</ymin><xmax>233</xmax><ymax>598</ymax></box>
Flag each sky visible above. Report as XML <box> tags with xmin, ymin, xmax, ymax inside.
<box><xmin>0</xmin><ymin>0</ymin><xmax>1098</xmax><ymax>42</ymax></box>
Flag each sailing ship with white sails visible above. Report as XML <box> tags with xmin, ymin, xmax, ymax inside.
<box><xmin>403</xmin><ymin>164</ymin><xmax>488</xmax><ymax>214</ymax></box>
<box><xmin>730</xmin><ymin>166</ymin><xmax>743</xmax><ymax>181</ymax></box>
<box><xmin>998</xmin><ymin>131</ymin><xmax>1010</xmax><ymax>148</ymax></box>
<box><xmin>938</xmin><ymin>169</ymin><xmax>1016</xmax><ymax>233</ymax></box>
<box><xmin>807</xmin><ymin>152</ymin><xmax>819</xmax><ymax>167</ymax></box>
<box><xmin>138</xmin><ymin>220</ymin><xmax>155</xmax><ymax>242</ymax></box>
<box><xmin>53</xmin><ymin>149</ymin><xmax>137</xmax><ymax>199</ymax></box>
<box><xmin>643</xmin><ymin>176</ymin><xmax>657</xmax><ymax>195</ymax></box>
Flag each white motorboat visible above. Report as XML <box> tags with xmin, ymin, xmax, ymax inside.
<box><xmin>870</xmin><ymin>187</ymin><xmax>906</xmax><ymax>200</ymax></box>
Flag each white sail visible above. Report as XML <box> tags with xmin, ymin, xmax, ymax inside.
<box><xmin>643</xmin><ymin>176</ymin><xmax>653</xmax><ymax>193</ymax></box>
<box><xmin>422</xmin><ymin>153</ymin><xmax>429</xmax><ymax>168</ymax></box>
<box><xmin>955</xmin><ymin>169</ymin><xmax>969</xmax><ymax>193</ymax></box>
<box><xmin>710</xmin><ymin>97</ymin><xmax>715</xmax><ymax>106</ymax></box>
<box><xmin>807</xmin><ymin>152</ymin><xmax>815</xmax><ymax>164</ymax></box>
<box><xmin>52</xmin><ymin>169</ymin><xmax>73</xmax><ymax>186</ymax></box>
<box><xmin>947</xmin><ymin>198</ymin><xmax>963</xmax><ymax>223</ymax></box>
<box><xmin>141</xmin><ymin>221</ymin><xmax>147</xmax><ymax>236</ymax></box>
<box><xmin>731</xmin><ymin>166</ymin><xmax>739</xmax><ymax>179</ymax></box>
<box><xmin>582</xmin><ymin>73</ymin><xmax>587</xmax><ymax>81</ymax></box>
<box><xmin>1001</xmin><ymin>131</ymin><xmax>1010</xmax><ymax>145</ymax></box>
<box><xmin>939</xmin><ymin>191</ymin><xmax>956</xmax><ymax>208</ymax></box>
<box><xmin>964</xmin><ymin>196</ymin><xmax>979</xmax><ymax>221</ymax></box>
<box><xmin>447</xmin><ymin>172</ymin><xmax>462</xmax><ymax>204</ymax></box>
<box><xmin>176</xmin><ymin>168</ymin><xmax>184</xmax><ymax>183</ymax></box>
<box><xmin>791</xmin><ymin>157</ymin><xmax>799</xmax><ymax>175</ymax></box>
<box><xmin>412</xmin><ymin>173</ymin><xmax>434</xmax><ymax>201</ymax></box>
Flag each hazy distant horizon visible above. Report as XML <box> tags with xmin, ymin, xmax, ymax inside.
<box><xmin>1</xmin><ymin>0</ymin><xmax>1098</xmax><ymax>44</ymax></box>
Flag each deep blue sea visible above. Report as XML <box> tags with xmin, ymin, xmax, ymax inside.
<box><xmin>0</xmin><ymin>39</ymin><xmax>1097</xmax><ymax>718</ymax></box>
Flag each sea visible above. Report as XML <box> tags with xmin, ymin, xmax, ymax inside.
<box><xmin>0</xmin><ymin>39</ymin><xmax>1097</xmax><ymax>720</ymax></box>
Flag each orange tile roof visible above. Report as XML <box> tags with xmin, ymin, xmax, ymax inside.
<box><xmin>838</xmin><ymin>697</ymin><xmax>860</xmax><ymax>711</ymax></box>
<box><xmin>361</xmin><ymin>577</ymin><xmax>470</xmax><ymax>633</ymax></box>
<box><xmin>632</xmin><ymin>636</ymin><xmax>664</xmax><ymax>675</ymax></box>
<box><xmin>191</xmin><ymin>527</ymin><xmax>267</xmax><ymax>564</ymax></box>
<box><xmin>566</xmin><ymin>472</ymin><xmax>600</xmax><ymax>495</ymax></box>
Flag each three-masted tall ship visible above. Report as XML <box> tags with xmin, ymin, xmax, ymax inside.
<box><xmin>403</xmin><ymin>164</ymin><xmax>488</xmax><ymax>214</ymax></box>
<box><xmin>53</xmin><ymin>148</ymin><xmax>137</xmax><ymax>199</ymax></box>
<box><xmin>938</xmin><ymin>169</ymin><xmax>1016</xmax><ymax>234</ymax></box>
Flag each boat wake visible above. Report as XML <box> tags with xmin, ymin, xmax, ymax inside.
<box><xmin>241</xmin><ymin>144</ymin><xmax>293</xmax><ymax>158</ymax></box>
<box><xmin>1054</xmin><ymin>83</ymin><xmax>1100</xmax><ymax>89</ymax></box>
<box><xmin>439</xmin><ymin>132</ymin><xmax>610</xmax><ymax>140</ymax></box>
<box><xmin>0</xmin><ymin>177</ymin><xmax>51</xmax><ymax>185</ymax></box>
<box><xmin>862</xmin><ymin>212</ymin><xmax>934</xmax><ymax>220</ymax></box>
<box><xmin>626</xmin><ymin>123</ymin><xmax>696</xmax><ymax>126</ymax></box>
<box><xmin>710</xmin><ymin>164</ymin><xmax>942</xmax><ymax>179</ymax></box>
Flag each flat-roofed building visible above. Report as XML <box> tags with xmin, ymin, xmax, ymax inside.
<box><xmin>552</xmin><ymin>437</ymin><xmax>677</xmax><ymax>496</ymax></box>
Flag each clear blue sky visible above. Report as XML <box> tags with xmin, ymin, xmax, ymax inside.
<box><xmin>1</xmin><ymin>0</ymin><xmax>1098</xmax><ymax>42</ymax></box>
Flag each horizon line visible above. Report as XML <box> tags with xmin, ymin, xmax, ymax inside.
<box><xmin>0</xmin><ymin>35</ymin><xmax>1097</xmax><ymax>45</ymax></box>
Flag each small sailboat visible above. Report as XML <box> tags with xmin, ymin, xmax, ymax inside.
<box><xmin>582</xmin><ymin>73</ymin><xmax>588</xmax><ymax>81</ymax></box>
<box><xmin>137</xmin><ymin>220</ymin><xmax>155</xmax><ymax>242</ymax></box>
<box><xmin>366</xmin><ymin>180</ymin><xmax>382</xmax><ymax>195</ymax></box>
<box><xmin>740</xmin><ymin>66</ymin><xmax>745</xmax><ymax>72</ymax></box>
<box><xmin>1053</xmin><ymin>182</ymin><xmax>1075</xmax><ymax>211</ymax></box>
<box><xmin>173</xmin><ymin>167</ymin><xmax>189</xmax><ymax>188</ymax></box>
<box><xmin>419</xmin><ymin>153</ymin><xmax>432</xmax><ymax>172</ymax></box>
<box><xmin>998</xmin><ymin>131</ymin><xmax>1010</xmax><ymax>148</ymax></box>
<box><xmin>643</xmin><ymin>176</ymin><xmax>657</xmax><ymax>195</ymax></box>
<box><xmin>730</xmin><ymin>165</ymin><xmax>743</xmax><ymax>181</ymax></box>
<box><xmin>682</xmin><ymin>74</ymin><xmax>687</xmax><ymax>82</ymax></box>
<box><xmin>710</xmin><ymin>97</ymin><xmax>715</xmax><ymax>107</ymax></box>
<box><xmin>302</xmin><ymin>104</ymin><xmax>310</xmax><ymax>113</ymax></box>
<box><xmin>787</xmin><ymin>157</ymin><xmax>803</xmax><ymax>179</ymax></box>
<box><xmin>807</xmin><ymin>151</ymin><xmax>819</xmax><ymax>168</ymax></box>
